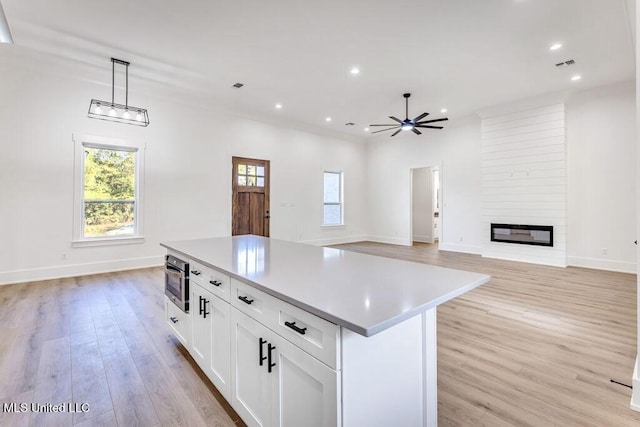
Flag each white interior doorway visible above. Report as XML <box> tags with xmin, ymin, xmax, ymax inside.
<box><xmin>411</xmin><ymin>166</ymin><xmax>440</xmax><ymax>244</ymax></box>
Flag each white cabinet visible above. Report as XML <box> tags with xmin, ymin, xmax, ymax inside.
<box><xmin>165</xmin><ymin>296</ymin><xmax>190</xmax><ymax>347</ymax></box>
<box><xmin>191</xmin><ymin>282</ymin><xmax>231</xmax><ymax>400</ymax></box>
<box><xmin>230</xmin><ymin>308</ymin><xmax>339</xmax><ymax>427</ymax></box>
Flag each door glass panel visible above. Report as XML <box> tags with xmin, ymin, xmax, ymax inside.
<box><xmin>247</xmin><ymin>165</ymin><xmax>256</xmax><ymax>176</ymax></box>
<box><xmin>257</xmin><ymin>166</ymin><xmax>264</xmax><ymax>177</ymax></box>
<box><xmin>247</xmin><ymin>176</ymin><xmax>256</xmax><ymax>186</ymax></box>
<box><xmin>257</xmin><ymin>177</ymin><xmax>264</xmax><ymax>187</ymax></box>
<box><xmin>238</xmin><ymin>164</ymin><xmax>246</xmax><ymax>175</ymax></box>
<box><xmin>238</xmin><ymin>176</ymin><xmax>247</xmax><ymax>186</ymax></box>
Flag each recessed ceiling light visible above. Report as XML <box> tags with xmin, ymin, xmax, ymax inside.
<box><xmin>571</xmin><ymin>74</ymin><xmax>582</xmax><ymax>81</ymax></box>
<box><xmin>325</xmin><ymin>117</ymin><xmax>332</xmax><ymax>122</ymax></box>
<box><xmin>440</xmin><ymin>108</ymin><xmax>448</xmax><ymax>114</ymax></box>
<box><xmin>275</xmin><ymin>103</ymin><xmax>282</xmax><ymax>109</ymax></box>
<box><xmin>364</xmin><ymin>127</ymin><xmax>370</xmax><ymax>132</ymax></box>
<box><xmin>549</xmin><ymin>43</ymin><xmax>563</xmax><ymax>51</ymax></box>
<box><xmin>350</xmin><ymin>67</ymin><xmax>360</xmax><ymax>75</ymax></box>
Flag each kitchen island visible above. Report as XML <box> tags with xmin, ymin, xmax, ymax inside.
<box><xmin>161</xmin><ymin>235</ymin><xmax>490</xmax><ymax>427</ymax></box>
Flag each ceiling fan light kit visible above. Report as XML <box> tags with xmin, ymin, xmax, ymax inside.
<box><xmin>370</xmin><ymin>93</ymin><xmax>448</xmax><ymax>137</ymax></box>
<box><xmin>88</xmin><ymin>58</ymin><xmax>149</xmax><ymax>127</ymax></box>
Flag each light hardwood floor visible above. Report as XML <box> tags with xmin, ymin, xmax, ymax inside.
<box><xmin>332</xmin><ymin>242</ymin><xmax>640</xmax><ymax>426</ymax></box>
<box><xmin>0</xmin><ymin>242</ymin><xmax>639</xmax><ymax>426</ymax></box>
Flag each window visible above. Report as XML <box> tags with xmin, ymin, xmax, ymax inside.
<box><xmin>236</xmin><ymin>163</ymin><xmax>265</xmax><ymax>187</ymax></box>
<box><xmin>73</xmin><ymin>134</ymin><xmax>145</xmax><ymax>245</ymax></box>
<box><xmin>323</xmin><ymin>171</ymin><xmax>343</xmax><ymax>226</ymax></box>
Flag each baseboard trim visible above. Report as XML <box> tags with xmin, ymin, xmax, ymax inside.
<box><xmin>299</xmin><ymin>235</ymin><xmax>368</xmax><ymax>246</ymax></box>
<box><xmin>631</xmin><ymin>357</ymin><xmax>640</xmax><ymax>412</ymax></box>
<box><xmin>567</xmin><ymin>256</ymin><xmax>636</xmax><ymax>274</ymax></box>
<box><xmin>482</xmin><ymin>253</ymin><xmax>566</xmax><ymax>268</ymax></box>
<box><xmin>438</xmin><ymin>243</ymin><xmax>482</xmax><ymax>255</ymax></box>
<box><xmin>412</xmin><ymin>235</ymin><xmax>433</xmax><ymax>244</ymax></box>
<box><xmin>0</xmin><ymin>256</ymin><xmax>164</xmax><ymax>286</ymax></box>
<box><xmin>365</xmin><ymin>235</ymin><xmax>412</xmax><ymax>246</ymax></box>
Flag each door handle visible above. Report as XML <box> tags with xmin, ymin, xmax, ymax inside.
<box><xmin>284</xmin><ymin>321</ymin><xmax>307</xmax><ymax>335</ymax></box>
<box><xmin>267</xmin><ymin>343</ymin><xmax>276</xmax><ymax>373</ymax></box>
<box><xmin>259</xmin><ymin>338</ymin><xmax>267</xmax><ymax>366</ymax></box>
<box><xmin>203</xmin><ymin>299</ymin><xmax>210</xmax><ymax>319</ymax></box>
<box><xmin>199</xmin><ymin>296</ymin><xmax>204</xmax><ymax>316</ymax></box>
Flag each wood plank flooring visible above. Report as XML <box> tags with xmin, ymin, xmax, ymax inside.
<box><xmin>0</xmin><ymin>268</ymin><xmax>244</xmax><ymax>427</ymax></box>
<box><xmin>0</xmin><ymin>242</ymin><xmax>638</xmax><ymax>426</ymax></box>
<box><xmin>332</xmin><ymin>242</ymin><xmax>640</xmax><ymax>426</ymax></box>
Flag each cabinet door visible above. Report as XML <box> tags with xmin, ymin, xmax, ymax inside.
<box><xmin>271</xmin><ymin>335</ymin><xmax>340</xmax><ymax>427</ymax></box>
<box><xmin>231</xmin><ymin>308</ymin><xmax>273</xmax><ymax>427</ymax></box>
<box><xmin>209</xmin><ymin>294</ymin><xmax>231</xmax><ymax>400</ymax></box>
<box><xmin>191</xmin><ymin>283</ymin><xmax>211</xmax><ymax>371</ymax></box>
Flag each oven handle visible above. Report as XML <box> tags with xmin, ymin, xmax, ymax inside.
<box><xmin>165</xmin><ymin>265</ymin><xmax>184</xmax><ymax>274</ymax></box>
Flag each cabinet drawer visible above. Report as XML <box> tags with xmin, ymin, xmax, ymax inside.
<box><xmin>165</xmin><ymin>296</ymin><xmax>190</xmax><ymax>347</ymax></box>
<box><xmin>272</xmin><ymin>298</ymin><xmax>340</xmax><ymax>370</ymax></box>
<box><xmin>189</xmin><ymin>259</ymin><xmax>230</xmax><ymax>302</ymax></box>
<box><xmin>231</xmin><ymin>278</ymin><xmax>273</xmax><ymax>325</ymax></box>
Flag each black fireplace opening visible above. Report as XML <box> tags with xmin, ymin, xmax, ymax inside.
<box><xmin>490</xmin><ymin>223</ymin><xmax>554</xmax><ymax>247</ymax></box>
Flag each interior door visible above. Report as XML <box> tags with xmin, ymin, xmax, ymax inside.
<box><xmin>232</xmin><ymin>157</ymin><xmax>270</xmax><ymax>237</ymax></box>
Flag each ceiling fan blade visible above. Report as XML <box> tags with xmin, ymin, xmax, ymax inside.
<box><xmin>369</xmin><ymin>124</ymin><xmax>400</xmax><ymax>127</ymax></box>
<box><xmin>411</xmin><ymin>128</ymin><xmax>422</xmax><ymax>135</ymax></box>
<box><xmin>413</xmin><ymin>112</ymin><xmax>429</xmax><ymax>122</ymax></box>
<box><xmin>390</xmin><ymin>129</ymin><xmax>402</xmax><ymax>137</ymax></box>
<box><xmin>417</xmin><ymin>117</ymin><xmax>448</xmax><ymax>124</ymax></box>
<box><xmin>371</xmin><ymin>127</ymin><xmax>399</xmax><ymax>134</ymax></box>
<box><xmin>415</xmin><ymin>125</ymin><xmax>444</xmax><ymax>129</ymax></box>
<box><xmin>389</xmin><ymin>116</ymin><xmax>402</xmax><ymax>123</ymax></box>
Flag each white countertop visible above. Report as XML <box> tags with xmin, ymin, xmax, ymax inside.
<box><xmin>161</xmin><ymin>235</ymin><xmax>490</xmax><ymax>337</ymax></box>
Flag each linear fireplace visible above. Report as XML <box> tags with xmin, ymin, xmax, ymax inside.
<box><xmin>490</xmin><ymin>223</ymin><xmax>553</xmax><ymax>247</ymax></box>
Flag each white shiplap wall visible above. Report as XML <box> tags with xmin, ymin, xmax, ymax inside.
<box><xmin>481</xmin><ymin>104</ymin><xmax>567</xmax><ymax>266</ymax></box>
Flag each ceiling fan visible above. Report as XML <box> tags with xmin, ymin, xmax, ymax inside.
<box><xmin>370</xmin><ymin>93</ymin><xmax>448</xmax><ymax>137</ymax></box>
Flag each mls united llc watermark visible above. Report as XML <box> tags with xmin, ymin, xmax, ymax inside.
<box><xmin>2</xmin><ymin>402</ymin><xmax>90</xmax><ymax>413</ymax></box>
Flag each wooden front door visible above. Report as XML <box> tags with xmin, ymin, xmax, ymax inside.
<box><xmin>232</xmin><ymin>157</ymin><xmax>270</xmax><ymax>237</ymax></box>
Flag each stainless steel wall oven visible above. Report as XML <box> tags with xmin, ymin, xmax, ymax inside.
<box><xmin>165</xmin><ymin>254</ymin><xmax>189</xmax><ymax>312</ymax></box>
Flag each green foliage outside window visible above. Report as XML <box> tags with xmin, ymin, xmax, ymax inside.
<box><xmin>83</xmin><ymin>147</ymin><xmax>136</xmax><ymax>237</ymax></box>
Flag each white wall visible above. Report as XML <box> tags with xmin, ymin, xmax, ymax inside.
<box><xmin>366</xmin><ymin>83</ymin><xmax>636</xmax><ymax>270</ymax></box>
<box><xmin>0</xmin><ymin>51</ymin><xmax>367</xmax><ymax>285</ymax></box>
<box><xmin>366</xmin><ymin>116</ymin><xmax>482</xmax><ymax>252</ymax></box>
<box><xmin>566</xmin><ymin>82</ymin><xmax>636</xmax><ymax>273</ymax></box>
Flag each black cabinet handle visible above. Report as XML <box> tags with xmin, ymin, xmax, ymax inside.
<box><xmin>190</xmin><ymin>270</ymin><xmax>201</xmax><ymax>276</ymax></box>
<box><xmin>203</xmin><ymin>299</ymin><xmax>210</xmax><ymax>318</ymax></box>
<box><xmin>284</xmin><ymin>321</ymin><xmax>307</xmax><ymax>335</ymax></box>
<box><xmin>169</xmin><ymin>317</ymin><xmax>178</xmax><ymax>324</ymax></box>
<box><xmin>199</xmin><ymin>296</ymin><xmax>204</xmax><ymax>316</ymax></box>
<box><xmin>259</xmin><ymin>338</ymin><xmax>267</xmax><ymax>366</ymax></box>
<box><xmin>267</xmin><ymin>343</ymin><xmax>276</xmax><ymax>373</ymax></box>
<box><xmin>210</xmin><ymin>280</ymin><xmax>222</xmax><ymax>287</ymax></box>
<box><xmin>238</xmin><ymin>296</ymin><xmax>254</xmax><ymax>305</ymax></box>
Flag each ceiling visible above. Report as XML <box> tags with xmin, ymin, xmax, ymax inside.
<box><xmin>2</xmin><ymin>0</ymin><xmax>635</xmax><ymax>138</ymax></box>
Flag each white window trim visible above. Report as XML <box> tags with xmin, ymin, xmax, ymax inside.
<box><xmin>322</xmin><ymin>170</ymin><xmax>344</xmax><ymax>227</ymax></box>
<box><xmin>72</xmin><ymin>133</ymin><xmax>146</xmax><ymax>247</ymax></box>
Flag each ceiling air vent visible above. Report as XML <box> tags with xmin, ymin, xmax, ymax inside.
<box><xmin>232</xmin><ymin>83</ymin><xmax>244</xmax><ymax>88</ymax></box>
<box><xmin>345</xmin><ymin>122</ymin><xmax>355</xmax><ymax>126</ymax></box>
<box><xmin>555</xmin><ymin>60</ymin><xmax>575</xmax><ymax>68</ymax></box>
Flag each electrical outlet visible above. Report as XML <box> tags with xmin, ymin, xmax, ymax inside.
<box><xmin>61</xmin><ymin>252</ymin><xmax>67</xmax><ymax>260</ymax></box>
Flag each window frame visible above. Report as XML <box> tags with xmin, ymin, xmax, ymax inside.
<box><xmin>72</xmin><ymin>133</ymin><xmax>145</xmax><ymax>246</ymax></box>
<box><xmin>322</xmin><ymin>170</ymin><xmax>344</xmax><ymax>227</ymax></box>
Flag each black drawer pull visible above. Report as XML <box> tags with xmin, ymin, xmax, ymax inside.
<box><xmin>199</xmin><ymin>296</ymin><xmax>204</xmax><ymax>316</ymax></box>
<box><xmin>169</xmin><ymin>317</ymin><xmax>178</xmax><ymax>324</ymax></box>
<box><xmin>238</xmin><ymin>296</ymin><xmax>254</xmax><ymax>305</ymax></box>
<box><xmin>284</xmin><ymin>321</ymin><xmax>307</xmax><ymax>335</ymax></box>
<box><xmin>259</xmin><ymin>338</ymin><xmax>267</xmax><ymax>366</ymax></box>
<box><xmin>210</xmin><ymin>280</ymin><xmax>222</xmax><ymax>287</ymax></box>
<box><xmin>190</xmin><ymin>270</ymin><xmax>201</xmax><ymax>276</ymax></box>
<box><xmin>267</xmin><ymin>343</ymin><xmax>276</xmax><ymax>373</ymax></box>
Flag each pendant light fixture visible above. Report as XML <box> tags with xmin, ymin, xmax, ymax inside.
<box><xmin>88</xmin><ymin>58</ymin><xmax>149</xmax><ymax>127</ymax></box>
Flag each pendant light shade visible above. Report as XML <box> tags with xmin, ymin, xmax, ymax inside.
<box><xmin>88</xmin><ymin>58</ymin><xmax>149</xmax><ymax>127</ymax></box>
